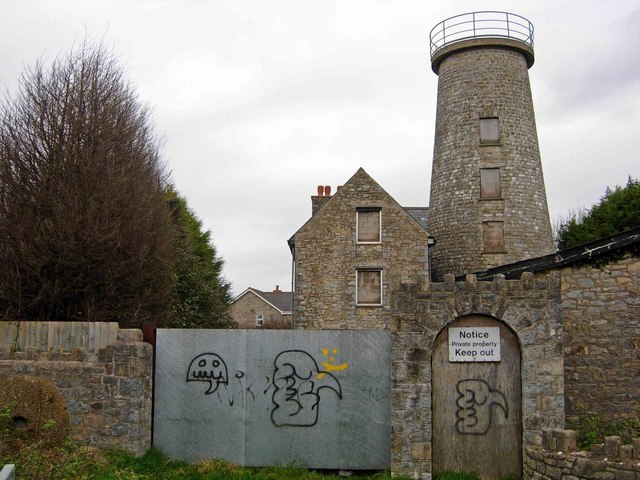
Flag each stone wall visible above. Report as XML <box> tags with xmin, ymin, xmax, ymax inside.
<box><xmin>429</xmin><ymin>43</ymin><xmax>554</xmax><ymax>279</ymax></box>
<box><xmin>0</xmin><ymin>322</ymin><xmax>152</xmax><ymax>455</ymax></box>
<box><xmin>560</xmin><ymin>253</ymin><xmax>640</xmax><ymax>425</ymax></box>
<box><xmin>291</xmin><ymin>168</ymin><xmax>431</xmax><ymax>330</ymax></box>
<box><xmin>390</xmin><ymin>272</ymin><xmax>563</xmax><ymax>479</ymax></box>
<box><xmin>525</xmin><ymin>428</ymin><xmax>640</xmax><ymax>480</ymax></box>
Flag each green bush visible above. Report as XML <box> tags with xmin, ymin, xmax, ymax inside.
<box><xmin>573</xmin><ymin>413</ymin><xmax>640</xmax><ymax>450</ymax></box>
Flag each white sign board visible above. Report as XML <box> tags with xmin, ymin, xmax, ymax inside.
<box><xmin>448</xmin><ymin>327</ymin><xmax>501</xmax><ymax>362</ymax></box>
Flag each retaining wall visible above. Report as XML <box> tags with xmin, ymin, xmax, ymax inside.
<box><xmin>0</xmin><ymin>322</ymin><xmax>152</xmax><ymax>455</ymax></box>
<box><xmin>525</xmin><ymin>428</ymin><xmax>640</xmax><ymax>480</ymax></box>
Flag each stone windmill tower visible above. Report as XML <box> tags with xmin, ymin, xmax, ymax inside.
<box><xmin>427</xmin><ymin>12</ymin><xmax>555</xmax><ymax>279</ymax></box>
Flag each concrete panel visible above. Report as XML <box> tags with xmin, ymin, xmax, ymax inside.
<box><xmin>154</xmin><ymin>329</ymin><xmax>390</xmax><ymax>469</ymax></box>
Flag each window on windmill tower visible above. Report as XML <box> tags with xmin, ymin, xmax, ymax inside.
<box><xmin>356</xmin><ymin>269</ymin><xmax>382</xmax><ymax>306</ymax></box>
<box><xmin>480</xmin><ymin>168</ymin><xmax>501</xmax><ymax>199</ymax></box>
<box><xmin>356</xmin><ymin>208</ymin><xmax>381</xmax><ymax>243</ymax></box>
<box><xmin>483</xmin><ymin>221</ymin><xmax>505</xmax><ymax>253</ymax></box>
<box><xmin>479</xmin><ymin>117</ymin><xmax>500</xmax><ymax>144</ymax></box>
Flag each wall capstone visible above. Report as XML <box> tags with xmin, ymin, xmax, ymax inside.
<box><xmin>525</xmin><ymin>429</ymin><xmax>640</xmax><ymax>480</ymax></box>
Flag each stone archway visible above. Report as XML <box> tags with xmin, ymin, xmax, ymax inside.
<box><xmin>432</xmin><ymin>315</ymin><xmax>522</xmax><ymax>479</ymax></box>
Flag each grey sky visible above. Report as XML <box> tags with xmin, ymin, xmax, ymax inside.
<box><xmin>2</xmin><ymin>1</ymin><xmax>638</xmax><ymax>295</ymax></box>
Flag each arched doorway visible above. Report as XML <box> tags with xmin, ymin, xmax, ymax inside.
<box><xmin>432</xmin><ymin>315</ymin><xmax>522</xmax><ymax>479</ymax></box>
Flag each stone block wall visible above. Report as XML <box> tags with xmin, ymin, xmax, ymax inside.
<box><xmin>560</xmin><ymin>253</ymin><xmax>640</xmax><ymax>425</ymax></box>
<box><xmin>525</xmin><ymin>428</ymin><xmax>640</xmax><ymax>480</ymax></box>
<box><xmin>0</xmin><ymin>323</ymin><xmax>152</xmax><ymax>455</ymax></box>
<box><xmin>291</xmin><ymin>168</ymin><xmax>431</xmax><ymax>330</ymax></box>
<box><xmin>428</xmin><ymin>44</ymin><xmax>554</xmax><ymax>279</ymax></box>
<box><xmin>390</xmin><ymin>272</ymin><xmax>563</xmax><ymax>479</ymax></box>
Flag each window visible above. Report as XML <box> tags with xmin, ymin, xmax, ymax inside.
<box><xmin>356</xmin><ymin>269</ymin><xmax>382</xmax><ymax>306</ymax></box>
<box><xmin>255</xmin><ymin>314</ymin><xmax>264</xmax><ymax>327</ymax></box>
<box><xmin>483</xmin><ymin>221</ymin><xmax>505</xmax><ymax>253</ymax></box>
<box><xmin>479</xmin><ymin>117</ymin><xmax>500</xmax><ymax>144</ymax></box>
<box><xmin>357</xmin><ymin>208</ymin><xmax>381</xmax><ymax>243</ymax></box>
<box><xmin>480</xmin><ymin>168</ymin><xmax>501</xmax><ymax>199</ymax></box>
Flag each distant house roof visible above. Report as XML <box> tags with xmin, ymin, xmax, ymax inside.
<box><xmin>464</xmin><ymin>226</ymin><xmax>640</xmax><ymax>280</ymax></box>
<box><xmin>404</xmin><ymin>207</ymin><xmax>429</xmax><ymax>232</ymax></box>
<box><xmin>232</xmin><ymin>287</ymin><xmax>293</xmax><ymax>314</ymax></box>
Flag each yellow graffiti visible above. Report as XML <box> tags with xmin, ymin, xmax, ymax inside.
<box><xmin>317</xmin><ymin>347</ymin><xmax>349</xmax><ymax>379</ymax></box>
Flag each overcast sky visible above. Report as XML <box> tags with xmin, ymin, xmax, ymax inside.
<box><xmin>2</xmin><ymin>1</ymin><xmax>639</xmax><ymax>296</ymax></box>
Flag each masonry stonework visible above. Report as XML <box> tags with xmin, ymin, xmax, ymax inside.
<box><xmin>0</xmin><ymin>323</ymin><xmax>152</xmax><ymax>455</ymax></box>
<box><xmin>290</xmin><ymin>168</ymin><xmax>431</xmax><ymax>330</ymax></box>
<box><xmin>525</xmin><ymin>429</ymin><xmax>640</xmax><ymax>480</ymax></box>
<box><xmin>429</xmin><ymin>42</ymin><xmax>554</xmax><ymax>279</ymax></box>
<box><xmin>560</xmin><ymin>253</ymin><xmax>640</xmax><ymax>425</ymax></box>
<box><xmin>391</xmin><ymin>272</ymin><xmax>563</xmax><ymax>479</ymax></box>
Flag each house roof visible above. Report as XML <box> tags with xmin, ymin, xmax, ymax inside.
<box><xmin>232</xmin><ymin>287</ymin><xmax>293</xmax><ymax>314</ymax></box>
<box><xmin>288</xmin><ymin>167</ymin><xmax>430</xmax><ymax>248</ymax></box>
<box><xmin>404</xmin><ymin>207</ymin><xmax>429</xmax><ymax>232</ymax></box>
<box><xmin>463</xmin><ymin>226</ymin><xmax>640</xmax><ymax>280</ymax></box>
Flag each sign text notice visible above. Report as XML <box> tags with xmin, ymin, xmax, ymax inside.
<box><xmin>448</xmin><ymin>327</ymin><xmax>501</xmax><ymax>362</ymax></box>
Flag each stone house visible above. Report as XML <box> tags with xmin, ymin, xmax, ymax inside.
<box><xmin>288</xmin><ymin>167</ymin><xmax>432</xmax><ymax>330</ymax></box>
<box><xmin>231</xmin><ymin>286</ymin><xmax>292</xmax><ymax>329</ymax></box>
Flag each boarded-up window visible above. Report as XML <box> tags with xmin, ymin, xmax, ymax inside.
<box><xmin>357</xmin><ymin>209</ymin><xmax>381</xmax><ymax>243</ymax></box>
<box><xmin>479</xmin><ymin>118</ymin><xmax>500</xmax><ymax>144</ymax></box>
<box><xmin>356</xmin><ymin>270</ymin><xmax>382</xmax><ymax>305</ymax></box>
<box><xmin>480</xmin><ymin>168</ymin><xmax>501</xmax><ymax>199</ymax></box>
<box><xmin>483</xmin><ymin>221</ymin><xmax>505</xmax><ymax>253</ymax></box>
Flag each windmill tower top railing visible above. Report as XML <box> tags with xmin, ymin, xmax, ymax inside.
<box><xmin>429</xmin><ymin>11</ymin><xmax>535</xmax><ymax>73</ymax></box>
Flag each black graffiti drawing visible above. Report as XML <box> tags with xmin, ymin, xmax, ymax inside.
<box><xmin>186</xmin><ymin>353</ymin><xmax>229</xmax><ymax>395</ymax></box>
<box><xmin>362</xmin><ymin>386</ymin><xmax>381</xmax><ymax>402</ymax></box>
<box><xmin>217</xmin><ymin>370</ymin><xmax>247</xmax><ymax>407</ymax></box>
<box><xmin>455</xmin><ymin>379</ymin><xmax>508</xmax><ymax>435</ymax></box>
<box><xmin>270</xmin><ymin>350</ymin><xmax>343</xmax><ymax>427</ymax></box>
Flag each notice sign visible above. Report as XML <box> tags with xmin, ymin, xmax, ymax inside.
<box><xmin>448</xmin><ymin>327</ymin><xmax>501</xmax><ymax>362</ymax></box>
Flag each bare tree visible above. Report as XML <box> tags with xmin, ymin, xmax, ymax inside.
<box><xmin>0</xmin><ymin>42</ymin><xmax>175</xmax><ymax>326</ymax></box>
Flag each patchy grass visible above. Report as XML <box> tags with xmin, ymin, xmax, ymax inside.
<box><xmin>1</xmin><ymin>403</ymin><xmax>405</xmax><ymax>480</ymax></box>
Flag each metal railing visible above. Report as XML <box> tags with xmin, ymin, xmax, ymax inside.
<box><xmin>430</xmin><ymin>11</ymin><xmax>534</xmax><ymax>58</ymax></box>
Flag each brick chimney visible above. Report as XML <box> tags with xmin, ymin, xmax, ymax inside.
<box><xmin>311</xmin><ymin>185</ymin><xmax>332</xmax><ymax>216</ymax></box>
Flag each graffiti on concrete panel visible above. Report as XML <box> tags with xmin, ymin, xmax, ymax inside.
<box><xmin>318</xmin><ymin>347</ymin><xmax>349</xmax><ymax>379</ymax></box>
<box><xmin>186</xmin><ymin>353</ymin><xmax>229</xmax><ymax>394</ymax></box>
<box><xmin>186</xmin><ymin>348</ymin><xmax>349</xmax><ymax>426</ymax></box>
<box><xmin>455</xmin><ymin>379</ymin><xmax>508</xmax><ymax>435</ymax></box>
<box><xmin>270</xmin><ymin>350</ymin><xmax>343</xmax><ymax>427</ymax></box>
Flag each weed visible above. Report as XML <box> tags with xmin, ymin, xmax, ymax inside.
<box><xmin>572</xmin><ymin>413</ymin><xmax>640</xmax><ymax>450</ymax></box>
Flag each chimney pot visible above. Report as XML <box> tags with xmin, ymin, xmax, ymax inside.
<box><xmin>317</xmin><ymin>185</ymin><xmax>324</xmax><ymax>196</ymax></box>
<box><xmin>274</xmin><ymin>285</ymin><xmax>280</xmax><ymax>292</ymax></box>
<box><xmin>324</xmin><ymin>185</ymin><xmax>331</xmax><ymax>196</ymax></box>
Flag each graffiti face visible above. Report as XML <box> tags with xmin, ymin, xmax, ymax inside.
<box><xmin>187</xmin><ymin>353</ymin><xmax>229</xmax><ymax>394</ymax></box>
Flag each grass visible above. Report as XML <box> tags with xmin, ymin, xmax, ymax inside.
<box><xmin>1</xmin><ymin>445</ymin><xmax>404</xmax><ymax>480</ymax></box>
<box><xmin>0</xmin><ymin>404</ymin><xmax>404</xmax><ymax>480</ymax></box>
<box><xmin>433</xmin><ymin>472</ymin><xmax>479</xmax><ymax>480</ymax></box>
